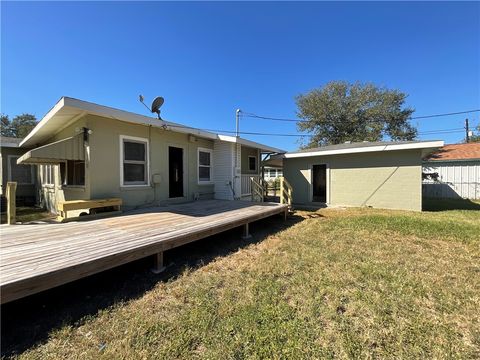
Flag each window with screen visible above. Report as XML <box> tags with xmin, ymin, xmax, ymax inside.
<box><xmin>60</xmin><ymin>160</ymin><xmax>85</xmax><ymax>186</ymax></box>
<box><xmin>8</xmin><ymin>156</ymin><xmax>33</xmax><ymax>184</ymax></box>
<box><xmin>198</xmin><ymin>148</ymin><xmax>212</xmax><ymax>183</ymax></box>
<box><xmin>121</xmin><ymin>136</ymin><xmax>148</xmax><ymax>186</ymax></box>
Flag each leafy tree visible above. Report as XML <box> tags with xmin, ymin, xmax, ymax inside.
<box><xmin>469</xmin><ymin>124</ymin><xmax>480</xmax><ymax>142</ymax></box>
<box><xmin>0</xmin><ymin>113</ymin><xmax>37</xmax><ymax>138</ymax></box>
<box><xmin>295</xmin><ymin>81</ymin><xmax>417</xmax><ymax>147</ymax></box>
<box><xmin>0</xmin><ymin>114</ymin><xmax>14</xmax><ymax>137</ymax></box>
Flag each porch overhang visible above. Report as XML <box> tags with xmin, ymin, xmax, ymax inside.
<box><xmin>17</xmin><ymin>136</ymin><xmax>84</xmax><ymax>165</ymax></box>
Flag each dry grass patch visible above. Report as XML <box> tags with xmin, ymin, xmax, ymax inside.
<box><xmin>0</xmin><ymin>206</ymin><xmax>52</xmax><ymax>224</ymax></box>
<box><xmin>5</xmin><ymin>206</ymin><xmax>480</xmax><ymax>359</ymax></box>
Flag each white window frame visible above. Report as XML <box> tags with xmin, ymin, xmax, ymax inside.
<box><xmin>197</xmin><ymin>147</ymin><xmax>213</xmax><ymax>185</ymax></box>
<box><xmin>248</xmin><ymin>155</ymin><xmax>257</xmax><ymax>172</ymax></box>
<box><xmin>7</xmin><ymin>155</ymin><xmax>34</xmax><ymax>185</ymax></box>
<box><xmin>120</xmin><ymin>135</ymin><xmax>150</xmax><ymax>187</ymax></box>
<box><xmin>41</xmin><ymin>164</ymin><xmax>55</xmax><ymax>186</ymax></box>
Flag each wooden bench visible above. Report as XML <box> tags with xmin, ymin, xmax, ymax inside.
<box><xmin>57</xmin><ymin>198</ymin><xmax>122</xmax><ymax>222</ymax></box>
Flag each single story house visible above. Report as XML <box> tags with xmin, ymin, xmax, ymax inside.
<box><xmin>262</xmin><ymin>154</ymin><xmax>283</xmax><ymax>182</ymax></box>
<box><xmin>1</xmin><ymin>136</ymin><xmax>37</xmax><ymax>206</ymax></box>
<box><xmin>263</xmin><ymin>167</ymin><xmax>283</xmax><ymax>181</ymax></box>
<box><xmin>17</xmin><ymin>97</ymin><xmax>283</xmax><ymax>213</ymax></box>
<box><xmin>423</xmin><ymin>142</ymin><xmax>480</xmax><ymax>199</ymax></box>
<box><xmin>282</xmin><ymin>140</ymin><xmax>444</xmax><ymax>211</ymax></box>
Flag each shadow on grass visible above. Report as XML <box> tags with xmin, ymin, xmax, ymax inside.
<box><xmin>423</xmin><ymin>198</ymin><xmax>480</xmax><ymax>211</ymax></box>
<box><xmin>0</xmin><ymin>206</ymin><xmax>54</xmax><ymax>224</ymax></box>
<box><xmin>0</xmin><ymin>213</ymin><xmax>304</xmax><ymax>357</ymax></box>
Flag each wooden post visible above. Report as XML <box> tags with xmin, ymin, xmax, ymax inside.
<box><xmin>280</xmin><ymin>177</ymin><xmax>284</xmax><ymax>204</ymax></box>
<box><xmin>6</xmin><ymin>182</ymin><xmax>17</xmax><ymax>225</ymax></box>
<box><xmin>151</xmin><ymin>252</ymin><xmax>166</xmax><ymax>274</ymax></box>
<box><xmin>288</xmin><ymin>186</ymin><xmax>292</xmax><ymax>207</ymax></box>
<box><xmin>242</xmin><ymin>223</ymin><xmax>252</xmax><ymax>239</ymax></box>
<box><xmin>251</xmin><ymin>177</ymin><xmax>254</xmax><ymax>202</ymax></box>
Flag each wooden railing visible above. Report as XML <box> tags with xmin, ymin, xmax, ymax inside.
<box><xmin>251</xmin><ymin>176</ymin><xmax>265</xmax><ymax>202</ymax></box>
<box><xmin>241</xmin><ymin>174</ymin><xmax>261</xmax><ymax>196</ymax></box>
<box><xmin>279</xmin><ymin>177</ymin><xmax>293</xmax><ymax>208</ymax></box>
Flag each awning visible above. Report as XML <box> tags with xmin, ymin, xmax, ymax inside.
<box><xmin>17</xmin><ymin>136</ymin><xmax>85</xmax><ymax>165</ymax></box>
<box><xmin>262</xmin><ymin>154</ymin><xmax>284</xmax><ymax>168</ymax></box>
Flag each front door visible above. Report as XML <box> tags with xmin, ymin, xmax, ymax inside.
<box><xmin>312</xmin><ymin>164</ymin><xmax>327</xmax><ymax>202</ymax></box>
<box><xmin>169</xmin><ymin>146</ymin><xmax>184</xmax><ymax>198</ymax></box>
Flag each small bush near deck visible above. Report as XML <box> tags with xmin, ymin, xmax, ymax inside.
<box><xmin>8</xmin><ymin>206</ymin><xmax>480</xmax><ymax>359</ymax></box>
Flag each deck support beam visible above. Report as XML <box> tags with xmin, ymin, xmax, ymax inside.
<box><xmin>151</xmin><ymin>252</ymin><xmax>166</xmax><ymax>274</ymax></box>
<box><xmin>242</xmin><ymin>223</ymin><xmax>252</xmax><ymax>239</ymax></box>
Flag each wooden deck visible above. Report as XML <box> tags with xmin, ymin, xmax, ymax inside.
<box><xmin>0</xmin><ymin>200</ymin><xmax>288</xmax><ymax>304</ymax></box>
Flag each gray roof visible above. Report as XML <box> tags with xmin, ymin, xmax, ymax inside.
<box><xmin>1</xmin><ymin>136</ymin><xmax>23</xmax><ymax>148</ymax></box>
<box><xmin>288</xmin><ymin>140</ymin><xmax>442</xmax><ymax>154</ymax></box>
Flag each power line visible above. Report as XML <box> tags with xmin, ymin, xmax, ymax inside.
<box><xmin>418</xmin><ymin>127</ymin><xmax>465</xmax><ymax>134</ymax></box>
<box><xmin>164</xmin><ymin>123</ymin><xmax>466</xmax><ymax>138</ymax></box>
<box><xmin>240</xmin><ymin>109</ymin><xmax>480</xmax><ymax>123</ymax></box>
<box><xmin>411</xmin><ymin>110</ymin><xmax>480</xmax><ymax>119</ymax></box>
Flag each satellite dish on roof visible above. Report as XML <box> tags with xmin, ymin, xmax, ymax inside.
<box><xmin>151</xmin><ymin>96</ymin><xmax>164</xmax><ymax>120</ymax></box>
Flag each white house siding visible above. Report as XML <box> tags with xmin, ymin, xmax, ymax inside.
<box><xmin>235</xmin><ymin>144</ymin><xmax>242</xmax><ymax>199</ymax></box>
<box><xmin>264</xmin><ymin>167</ymin><xmax>283</xmax><ymax>181</ymax></box>
<box><xmin>423</xmin><ymin>160</ymin><xmax>480</xmax><ymax>199</ymax></box>
<box><xmin>213</xmin><ymin>140</ymin><xmax>235</xmax><ymax>200</ymax></box>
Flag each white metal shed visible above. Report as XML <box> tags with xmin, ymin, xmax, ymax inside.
<box><xmin>423</xmin><ymin>143</ymin><xmax>480</xmax><ymax>200</ymax></box>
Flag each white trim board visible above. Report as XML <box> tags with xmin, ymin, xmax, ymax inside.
<box><xmin>197</xmin><ymin>147</ymin><xmax>214</xmax><ymax>185</ymax></box>
<box><xmin>119</xmin><ymin>135</ymin><xmax>150</xmax><ymax>187</ymax></box>
<box><xmin>284</xmin><ymin>141</ymin><xmax>444</xmax><ymax>158</ymax></box>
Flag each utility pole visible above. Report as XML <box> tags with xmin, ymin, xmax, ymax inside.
<box><xmin>465</xmin><ymin>118</ymin><xmax>469</xmax><ymax>143</ymax></box>
<box><xmin>235</xmin><ymin>109</ymin><xmax>241</xmax><ymax>137</ymax></box>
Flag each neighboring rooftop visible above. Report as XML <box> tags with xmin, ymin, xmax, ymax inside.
<box><xmin>1</xmin><ymin>136</ymin><xmax>23</xmax><ymax>148</ymax></box>
<box><xmin>283</xmin><ymin>140</ymin><xmax>444</xmax><ymax>158</ymax></box>
<box><xmin>424</xmin><ymin>143</ymin><xmax>480</xmax><ymax>161</ymax></box>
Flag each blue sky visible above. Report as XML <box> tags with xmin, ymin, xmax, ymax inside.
<box><xmin>2</xmin><ymin>1</ymin><xmax>479</xmax><ymax>151</ymax></box>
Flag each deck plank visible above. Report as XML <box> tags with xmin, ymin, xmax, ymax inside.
<box><xmin>0</xmin><ymin>200</ymin><xmax>287</xmax><ymax>303</ymax></box>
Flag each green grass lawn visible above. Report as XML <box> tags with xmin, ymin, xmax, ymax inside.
<box><xmin>5</xmin><ymin>205</ymin><xmax>480</xmax><ymax>359</ymax></box>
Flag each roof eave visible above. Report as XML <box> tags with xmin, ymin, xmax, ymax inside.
<box><xmin>20</xmin><ymin>97</ymin><xmax>66</xmax><ymax>147</ymax></box>
<box><xmin>20</xmin><ymin>97</ymin><xmax>220</xmax><ymax>147</ymax></box>
<box><xmin>423</xmin><ymin>158</ymin><xmax>480</xmax><ymax>163</ymax></box>
<box><xmin>284</xmin><ymin>141</ymin><xmax>445</xmax><ymax>158</ymax></box>
<box><xmin>217</xmin><ymin>135</ymin><xmax>285</xmax><ymax>153</ymax></box>
<box><xmin>19</xmin><ymin>97</ymin><xmax>286</xmax><ymax>153</ymax></box>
